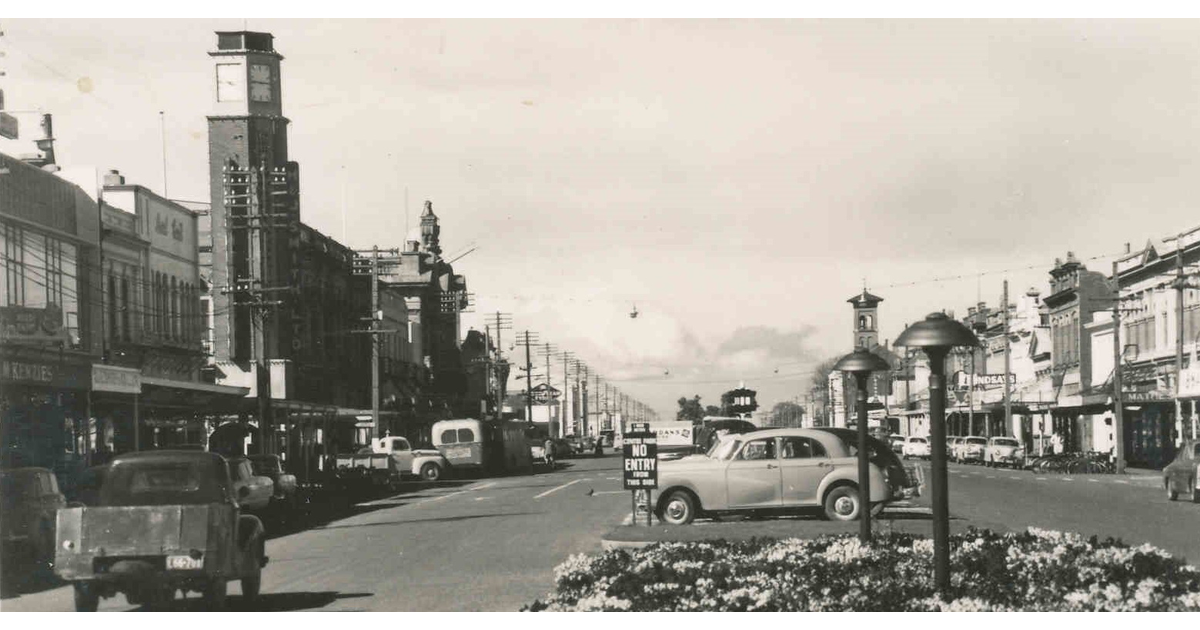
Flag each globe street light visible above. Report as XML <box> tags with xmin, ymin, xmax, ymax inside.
<box><xmin>834</xmin><ymin>347</ymin><xmax>892</xmax><ymax>542</ymax></box>
<box><xmin>895</xmin><ymin>312</ymin><xmax>980</xmax><ymax>594</ymax></box>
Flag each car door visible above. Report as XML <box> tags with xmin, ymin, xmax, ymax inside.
<box><xmin>390</xmin><ymin>437</ymin><xmax>415</xmax><ymax>472</ymax></box>
<box><xmin>778</xmin><ymin>436</ymin><xmax>833</xmax><ymax>506</ymax></box>
<box><xmin>725</xmin><ymin>437</ymin><xmax>782</xmax><ymax>508</ymax></box>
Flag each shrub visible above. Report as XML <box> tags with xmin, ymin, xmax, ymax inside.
<box><xmin>524</xmin><ymin>528</ymin><xmax>1200</xmax><ymax>611</ymax></box>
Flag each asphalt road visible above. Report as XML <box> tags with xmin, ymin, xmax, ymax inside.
<box><xmin>6</xmin><ymin>454</ymin><xmax>1198</xmax><ymax>612</ymax></box>
<box><xmin>931</xmin><ymin>461</ymin><xmax>1200</xmax><ymax>564</ymax></box>
<box><xmin>1</xmin><ymin>453</ymin><xmax>630</xmax><ymax>612</ymax></box>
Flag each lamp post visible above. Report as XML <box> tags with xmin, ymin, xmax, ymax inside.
<box><xmin>895</xmin><ymin>312</ymin><xmax>980</xmax><ymax>593</ymax></box>
<box><xmin>834</xmin><ymin>347</ymin><xmax>892</xmax><ymax>542</ymax></box>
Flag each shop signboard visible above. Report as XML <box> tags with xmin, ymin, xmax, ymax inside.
<box><xmin>1181</xmin><ymin>367</ymin><xmax>1200</xmax><ymax>398</ymax></box>
<box><xmin>530</xmin><ymin>383</ymin><xmax>560</xmax><ymax>404</ymax></box>
<box><xmin>952</xmin><ymin>371</ymin><xmax>1016</xmax><ymax>390</ymax></box>
<box><xmin>92</xmin><ymin>365</ymin><xmax>142</xmax><ymax>394</ymax></box>
<box><xmin>1</xmin><ymin>358</ymin><xmax>90</xmax><ymax>389</ymax></box>
<box><xmin>0</xmin><ymin>305</ymin><xmax>68</xmax><ymax>343</ymax></box>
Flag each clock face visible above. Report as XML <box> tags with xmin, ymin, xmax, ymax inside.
<box><xmin>249</xmin><ymin>64</ymin><xmax>271</xmax><ymax>83</ymax></box>
<box><xmin>250</xmin><ymin>82</ymin><xmax>272</xmax><ymax>102</ymax></box>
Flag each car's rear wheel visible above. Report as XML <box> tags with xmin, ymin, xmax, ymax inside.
<box><xmin>74</xmin><ymin>583</ymin><xmax>100</xmax><ymax>612</ymax></box>
<box><xmin>658</xmin><ymin>490</ymin><xmax>696</xmax><ymax>526</ymax></box>
<box><xmin>823</xmin><ymin>485</ymin><xmax>861</xmax><ymax>521</ymax></box>
<box><xmin>420</xmin><ymin>462</ymin><xmax>442</xmax><ymax>482</ymax></box>
<box><xmin>1166</xmin><ymin>479</ymin><xmax>1178</xmax><ymax>501</ymax></box>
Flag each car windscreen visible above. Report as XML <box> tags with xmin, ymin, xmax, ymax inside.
<box><xmin>99</xmin><ymin>460</ymin><xmax>226</xmax><ymax>506</ymax></box>
<box><xmin>248</xmin><ymin>457</ymin><xmax>279</xmax><ymax>475</ymax></box>
<box><xmin>910</xmin><ymin>437</ymin><xmax>927</xmax><ymax>444</ymax></box>
<box><xmin>992</xmin><ymin>438</ymin><xmax>1019</xmax><ymax>447</ymax></box>
<box><xmin>966</xmin><ymin>438</ymin><xmax>988</xmax><ymax>445</ymax></box>
<box><xmin>709</xmin><ymin>438</ymin><xmax>741</xmax><ymax>460</ymax></box>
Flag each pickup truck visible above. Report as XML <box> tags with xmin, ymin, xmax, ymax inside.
<box><xmin>370</xmin><ymin>436</ymin><xmax>450</xmax><ymax>482</ymax></box>
<box><xmin>54</xmin><ymin>450</ymin><xmax>268</xmax><ymax>611</ymax></box>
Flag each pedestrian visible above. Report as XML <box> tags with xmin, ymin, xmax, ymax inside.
<box><xmin>544</xmin><ymin>437</ymin><xmax>555</xmax><ymax>468</ymax></box>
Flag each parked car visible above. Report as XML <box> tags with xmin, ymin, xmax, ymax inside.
<box><xmin>650</xmin><ymin>428</ymin><xmax>921</xmax><ymax>525</ymax></box>
<box><xmin>1164</xmin><ymin>439</ymin><xmax>1200</xmax><ymax>503</ymax></box>
<box><xmin>226</xmin><ymin>456</ymin><xmax>274</xmax><ymax>513</ymax></box>
<box><xmin>957</xmin><ymin>436</ymin><xmax>988</xmax><ymax>464</ymax></box>
<box><xmin>246</xmin><ymin>454</ymin><xmax>300</xmax><ymax>511</ymax></box>
<box><xmin>985</xmin><ymin>436</ymin><xmax>1026</xmax><ymax>468</ymax></box>
<box><xmin>67</xmin><ymin>465</ymin><xmax>110</xmax><ymax>507</ymax></box>
<box><xmin>1</xmin><ymin>467</ymin><xmax>67</xmax><ymax>570</ymax></box>
<box><xmin>902</xmin><ymin>436</ymin><xmax>931</xmax><ymax>460</ymax></box>
<box><xmin>599</xmin><ymin>430</ymin><xmax>615</xmax><ymax>447</ymax></box>
<box><xmin>374</xmin><ymin>434</ymin><xmax>451</xmax><ymax>481</ymax></box>
<box><xmin>549</xmin><ymin>438</ymin><xmax>575</xmax><ymax>459</ymax></box>
<box><xmin>888</xmin><ymin>434</ymin><xmax>906</xmax><ymax>454</ymax></box>
<box><xmin>55</xmin><ymin>450</ymin><xmax>267</xmax><ymax>611</ymax></box>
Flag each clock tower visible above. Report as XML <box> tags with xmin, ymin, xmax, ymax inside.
<box><xmin>206</xmin><ymin>31</ymin><xmax>298</xmax><ymax>363</ymax></box>
<box><xmin>847</xmin><ymin>289</ymin><xmax>883</xmax><ymax>350</ymax></box>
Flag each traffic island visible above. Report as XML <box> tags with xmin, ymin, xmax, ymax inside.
<box><xmin>600</xmin><ymin>506</ymin><xmax>1006</xmax><ymax>550</ymax></box>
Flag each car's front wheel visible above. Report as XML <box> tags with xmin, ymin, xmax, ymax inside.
<box><xmin>1166</xmin><ymin>479</ymin><xmax>1179</xmax><ymax>501</ymax></box>
<box><xmin>74</xmin><ymin>583</ymin><xmax>100</xmax><ymax>612</ymax></box>
<box><xmin>658</xmin><ymin>490</ymin><xmax>697</xmax><ymax>526</ymax></box>
<box><xmin>420</xmin><ymin>462</ymin><xmax>442</xmax><ymax>482</ymax></box>
<box><xmin>823</xmin><ymin>485</ymin><xmax>861</xmax><ymax>521</ymax></box>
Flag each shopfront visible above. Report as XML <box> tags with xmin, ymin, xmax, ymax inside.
<box><xmin>0</xmin><ymin>352</ymin><xmax>91</xmax><ymax>474</ymax></box>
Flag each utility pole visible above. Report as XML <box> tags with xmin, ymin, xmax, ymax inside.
<box><xmin>223</xmin><ymin>161</ymin><xmax>297</xmax><ymax>455</ymax></box>
<box><xmin>515</xmin><ymin>331</ymin><xmax>539</xmax><ymax>423</ymax></box>
<box><xmin>1175</xmin><ymin>233</ymin><xmax>1186</xmax><ymax>449</ymax></box>
<box><xmin>538</xmin><ymin>342</ymin><xmax>557</xmax><ymax>432</ymax></box>
<box><xmin>1002</xmin><ymin>280</ymin><xmax>1011</xmax><ymax>439</ymax></box>
<box><xmin>559</xmin><ymin>351</ymin><xmax>574</xmax><ymax>438</ymax></box>
<box><xmin>351</xmin><ymin>247</ymin><xmax>400</xmax><ymax>439</ymax></box>
<box><xmin>490</xmin><ymin>313</ymin><xmax>512</xmax><ymax>419</ymax></box>
<box><xmin>1113</xmin><ymin>260</ymin><xmax>1126</xmax><ymax>474</ymax></box>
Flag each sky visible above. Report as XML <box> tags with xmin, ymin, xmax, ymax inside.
<box><xmin>3</xmin><ymin>18</ymin><xmax>1200</xmax><ymax>420</ymax></box>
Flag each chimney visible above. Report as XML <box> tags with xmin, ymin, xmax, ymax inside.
<box><xmin>406</xmin><ymin>239</ymin><xmax>420</xmax><ymax>253</ymax></box>
<box><xmin>103</xmin><ymin>169</ymin><xmax>126</xmax><ymax>187</ymax></box>
<box><xmin>1124</xmin><ymin>242</ymin><xmax>1131</xmax><ymax>254</ymax></box>
<box><xmin>1067</xmin><ymin>251</ymin><xmax>1077</xmax><ymax>263</ymax></box>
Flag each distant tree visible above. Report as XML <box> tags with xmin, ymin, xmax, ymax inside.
<box><xmin>770</xmin><ymin>401</ymin><xmax>805</xmax><ymax>427</ymax></box>
<box><xmin>676</xmin><ymin>395</ymin><xmax>705</xmax><ymax>423</ymax></box>
<box><xmin>810</xmin><ymin>356</ymin><xmax>842</xmax><ymax>392</ymax></box>
<box><xmin>704</xmin><ymin>405</ymin><xmax>722</xmax><ymax>417</ymax></box>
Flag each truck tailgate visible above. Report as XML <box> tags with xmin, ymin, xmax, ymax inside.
<box><xmin>75</xmin><ymin>505</ymin><xmax>211</xmax><ymax>555</ymax></box>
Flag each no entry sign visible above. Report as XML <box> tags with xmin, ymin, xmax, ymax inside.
<box><xmin>623</xmin><ymin>422</ymin><xmax>658</xmax><ymax>490</ymax></box>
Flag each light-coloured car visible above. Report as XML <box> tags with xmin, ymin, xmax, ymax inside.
<box><xmin>902</xmin><ymin>436</ymin><xmax>931</xmax><ymax>460</ymax></box>
<box><xmin>947</xmin><ymin>437</ymin><xmax>964</xmax><ymax>461</ymax></box>
<box><xmin>373</xmin><ymin>435</ymin><xmax>451</xmax><ymax>481</ymax></box>
<box><xmin>1164</xmin><ymin>439</ymin><xmax>1200</xmax><ymax>503</ymax></box>
<box><xmin>888</xmin><ymin>434</ymin><xmax>906</xmax><ymax>455</ymax></box>
<box><xmin>227</xmin><ymin>456</ymin><xmax>274</xmax><ymax>513</ymax></box>
<box><xmin>985</xmin><ymin>437</ymin><xmax>1025</xmax><ymax>468</ymax></box>
<box><xmin>649</xmin><ymin>428</ymin><xmax>921</xmax><ymax>525</ymax></box>
<box><xmin>957</xmin><ymin>436</ymin><xmax>988</xmax><ymax>464</ymax></box>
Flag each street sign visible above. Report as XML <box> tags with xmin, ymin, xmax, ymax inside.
<box><xmin>623</xmin><ymin>424</ymin><xmax>657</xmax><ymax>490</ymax></box>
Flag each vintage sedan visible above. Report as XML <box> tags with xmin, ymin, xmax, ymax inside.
<box><xmin>956</xmin><ymin>436</ymin><xmax>988</xmax><ymax>464</ymax></box>
<box><xmin>650</xmin><ymin>428</ymin><xmax>920</xmax><ymax>525</ymax></box>
<box><xmin>226</xmin><ymin>456</ymin><xmax>274</xmax><ymax>514</ymax></box>
<box><xmin>1164</xmin><ymin>439</ymin><xmax>1200</xmax><ymax>503</ymax></box>
<box><xmin>985</xmin><ymin>436</ymin><xmax>1026</xmax><ymax>468</ymax></box>
<box><xmin>1</xmin><ymin>467</ymin><xmax>67</xmax><ymax>570</ymax></box>
<box><xmin>246</xmin><ymin>454</ymin><xmax>299</xmax><ymax>511</ymax></box>
<box><xmin>902</xmin><ymin>436</ymin><xmax>931</xmax><ymax>460</ymax></box>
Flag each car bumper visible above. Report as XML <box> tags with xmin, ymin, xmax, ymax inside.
<box><xmin>961</xmin><ymin>451</ymin><xmax>984</xmax><ymax>461</ymax></box>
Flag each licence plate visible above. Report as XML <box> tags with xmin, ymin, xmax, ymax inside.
<box><xmin>166</xmin><ymin>555</ymin><xmax>203</xmax><ymax>570</ymax></box>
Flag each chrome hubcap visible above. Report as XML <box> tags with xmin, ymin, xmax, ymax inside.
<box><xmin>666</xmin><ymin>500</ymin><xmax>687</xmax><ymax>521</ymax></box>
<box><xmin>835</xmin><ymin>496</ymin><xmax>856</xmax><ymax>516</ymax></box>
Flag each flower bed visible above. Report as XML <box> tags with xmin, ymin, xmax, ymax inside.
<box><xmin>525</xmin><ymin>528</ymin><xmax>1200</xmax><ymax>611</ymax></box>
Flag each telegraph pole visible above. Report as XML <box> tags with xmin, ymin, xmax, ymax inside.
<box><xmin>515</xmin><ymin>331</ymin><xmax>539</xmax><ymax>423</ymax></box>
<box><xmin>579</xmin><ymin>362</ymin><xmax>589</xmax><ymax>437</ymax></box>
<box><xmin>1113</xmin><ymin>260</ymin><xmax>1126</xmax><ymax>474</ymax></box>
<box><xmin>490</xmin><ymin>313</ymin><xmax>512</xmax><ymax>419</ymax></box>
<box><xmin>351</xmin><ymin>247</ymin><xmax>400</xmax><ymax>439</ymax></box>
<box><xmin>1175</xmin><ymin>233</ymin><xmax>1186</xmax><ymax>448</ymax></box>
<box><xmin>1002</xmin><ymin>279</ymin><xmax>1011</xmax><ymax>439</ymax></box>
<box><xmin>559</xmin><ymin>351</ymin><xmax>573</xmax><ymax>438</ymax></box>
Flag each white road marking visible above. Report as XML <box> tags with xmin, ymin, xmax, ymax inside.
<box><xmin>1061</xmin><ymin>478</ymin><xmax>1074</xmax><ymax>482</ymax></box>
<box><xmin>621</xmin><ymin>513</ymin><xmax>633</xmax><ymax>526</ymax></box>
<box><xmin>1114</xmin><ymin>480</ymin><xmax>1129</xmax><ymax>484</ymax></box>
<box><xmin>535</xmin><ymin>478</ymin><xmax>588</xmax><ymax>499</ymax></box>
<box><xmin>986</xmin><ymin>475</ymin><xmax>996</xmax><ymax>479</ymax></box>
<box><xmin>1088</xmin><ymin>479</ymin><xmax>1099</xmax><ymax>483</ymax></box>
<box><xmin>1007</xmin><ymin>477</ymin><xmax>1021</xmax><ymax>480</ymax></box>
<box><xmin>592</xmin><ymin>490</ymin><xmax>626</xmax><ymax>496</ymax></box>
<box><xmin>605</xmin><ymin>476</ymin><xmax>619</xmax><ymax>480</ymax></box>
<box><xmin>415</xmin><ymin>481</ymin><xmax>497</xmax><ymax>506</ymax></box>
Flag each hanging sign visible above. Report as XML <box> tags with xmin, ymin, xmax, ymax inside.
<box><xmin>623</xmin><ymin>422</ymin><xmax>658</xmax><ymax>490</ymax></box>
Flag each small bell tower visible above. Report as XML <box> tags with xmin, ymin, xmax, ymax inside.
<box><xmin>420</xmin><ymin>200</ymin><xmax>441</xmax><ymax>256</ymax></box>
<box><xmin>847</xmin><ymin>288</ymin><xmax>883</xmax><ymax>350</ymax></box>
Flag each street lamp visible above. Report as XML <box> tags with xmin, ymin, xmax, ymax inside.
<box><xmin>834</xmin><ymin>347</ymin><xmax>892</xmax><ymax>542</ymax></box>
<box><xmin>895</xmin><ymin>312</ymin><xmax>980</xmax><ymax>594</ymax></box>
